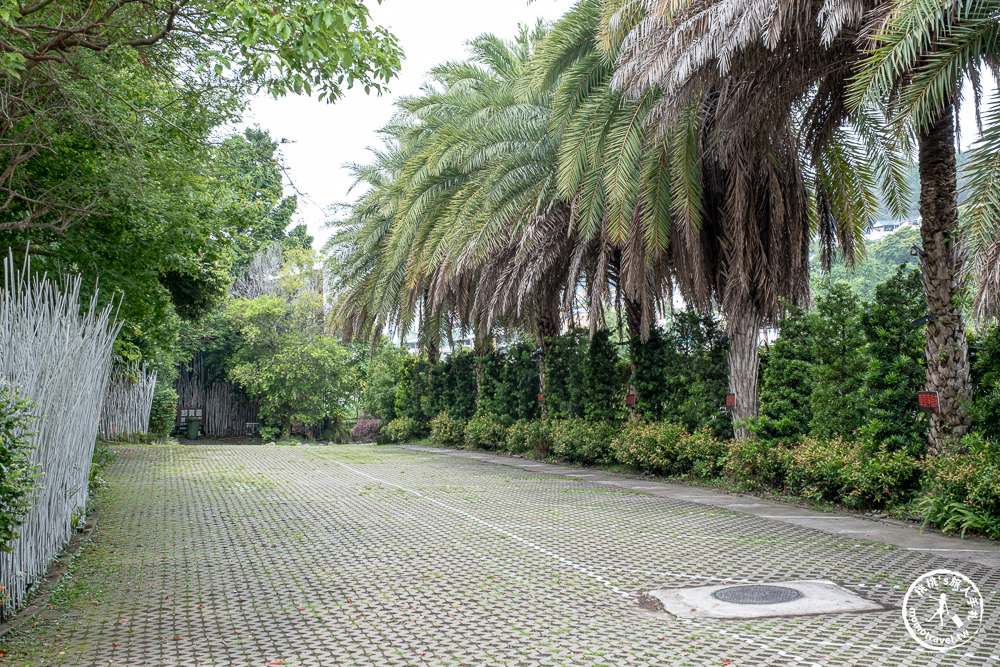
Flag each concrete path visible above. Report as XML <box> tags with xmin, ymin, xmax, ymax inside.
<box><xmin>0</xmin><ymin>444</ymin><xmax>997</xmax><ymax>666</ymax></box>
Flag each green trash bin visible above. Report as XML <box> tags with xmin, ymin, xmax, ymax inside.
<box><xmin>186</xmin><ymin>417</ymin><xmax>201</xmax><ymax>440</ymax></box>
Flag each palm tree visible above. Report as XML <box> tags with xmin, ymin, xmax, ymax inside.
<box><xmin>852</xmin><ymin>0</ymin><xmax>1000</xmax><ymax>448</ymax></box>
<box><xmin>329</xmin><ymin>26</ymin><xmax>610</xmax><ymax>407</ymax></box>
<box><xmin>608</xmin><ymin>0</ymin><xmax>985</xmax><ymax>451</ymax></box>
<box><xmin>530</xmin><ymin>0</ymin><xmax>675</xmax><ymax>344</ymax></box>
<box><xmin>602</xmin><ymin>0</ymin><xmax>905</xmax><ymax>432</ymax></box>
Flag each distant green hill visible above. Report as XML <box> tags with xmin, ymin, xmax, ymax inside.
<box><xmin>811</xmin><ymin>226</ymin><xmax>921</xmax><ymax>302</ymax></box>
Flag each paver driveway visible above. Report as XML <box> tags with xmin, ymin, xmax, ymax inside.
<box><xmin>1</xmin><ymin>444</ymin><xmax>998</xmax><ymax>666</ymax></box>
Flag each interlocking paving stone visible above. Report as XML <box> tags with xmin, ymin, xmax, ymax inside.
<box><xmin>1</xmin><ymin>444</ymin><xmax>998</xmax><ymax>666</ymax></box>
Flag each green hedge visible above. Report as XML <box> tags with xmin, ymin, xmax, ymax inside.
<box><xmin>0</xmin><ymin>386</ymin><xmax>39</xmax><ymax>552</ymax></box>
<box><xmin>919</xmin><ymin>434</ymin><xmax>1000</xmax><ymax>538</ymax></box>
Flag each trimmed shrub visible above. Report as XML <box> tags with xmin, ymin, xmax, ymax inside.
<box><xmin>351</xmin><ymin>418</ymin><xmax>382</xmax><ymax>443</ymax></box>
<box><xmin>663</xmin><ymin>308</ymin><xmax>731</xmax><ymax>440</ymax></box>
<box><xmin>428</xmin><ymin>411</ymin><xmax>464</xmax><ymax>447</ymax></box>
<box><xmin>426</xmin><ymin>350</ymin><xmax>478</xmax><ymax>421</ymax></box>
<box><xmin>858</xmin><ymin>266</ymin><xmax>927</xmax><ymax>455</ymax></box>
<box><xmin>678</xmin><ymin>428</ymin><xmax>727</xmax><ymax>479</ymax></box>
<box><xmin>583</xmin><ymin>331</ymin><xmax>622</xmax><ymax>422</ymax></box>
<box><xmin>148</xmin><ymin>368</ymin><xmax>179</xmax><ymax>438</ymax></box>
<box><xmin>478</xmin><ymin>342</ymin><xmax>540</xmax><ymax>422</ymax></box>
<box><xmin>610</xmin><ymin>421</ymin><xmax>687</xmax><ymax>475</ymax></box>
<box><xmin>504</xmin><ymin>419</ymin><xmax>549</xmax><ymax>456</ymax></box>
<box><xmin>808</xmin><ymin>284</ymin><xmax>867</xmax><ymax>438</ymax></box>
<box><xmin>548</xmin><ymin>419</ymin><xmax>616</xmax><ymax>465</ymax></box>
<box><xmin>630</xmin><ymin>326</ymin><xmax>671</xmax><ymax>421</ymax></box>
<box><xmin>545</xmin><ymin>329</ymin><xmax>588</xmax><ymax>419</ymax></box>
<box><xmin>722</xmin><ymin>439</ymin><xmax>789</xmax><ymax>493</ymax></box>
<box><xmin>842</xmin><ymin>444</ymin><xmax>921</xmax><ymax>510</ymax></box>
<box><xmin>610</xmin><ymin>421</ymin><xmax>725</xmax><ymax>478</ymax></box>
<box><xmin>919</xmin><ymin>433</ymin><xmax>1000</xmax><ymax>538</ymax></box>
<box><xmin>970</xmin><ymin>327</ymin><xmax>1000</xmax><ymax>441</ymax></box>
<box><xmin>780</xmin><ymin>436</ymin><xmax>922</xmax><ymax>508</ymax></box>
<box><xmin>383</xmin><ymin>416</ymin><xmax>418</xmax><ymax>443</ymax></box>
<box><xmin>753</xmin><ymin>304</ymin><xmax>816</xmax><ymax>441</ymax></box>
<box><xmin>395</xmin><ymin>357</ymin><xmax>432</xmax><ymax>428</ymax></box>
<box><xmin>463</xmin><ymin>414</ymin><xmax>507</xmax><ymax>451</ymax></box>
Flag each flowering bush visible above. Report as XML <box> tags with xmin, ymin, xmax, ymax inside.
<box><xmin>351</xmin><ymin>418</ymin><xmax>382</xmax><ymax>443</ymax></box>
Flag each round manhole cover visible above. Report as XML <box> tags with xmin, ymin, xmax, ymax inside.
<box><xmin>712</xmin><ymin>585</ymin><xmax>801</xmax><ymax>605</ymax></box>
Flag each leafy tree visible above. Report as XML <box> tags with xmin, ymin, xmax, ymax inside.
<box><xmin>359</xmin><ymin>340</ymin><xmax>409</xmax><ymax>421</ymax></box>
<box><xmin>607</xmin><ymin>1</ymin><xmax>904</xmax><ymax>434</ymax></box>
<box><xmin>225</xmin><ymin>289</ymin><xmax>354</xmax><ymax>437</ymax></box>
<box><xmin>859</xmin><ymin>266</ymin><xmax>928</xmax><ymax>455</ymax></box>
<box><xmin>812</xmin><ymin>227</ymin><xmax>921</xmax><ymax>302</ymax></box>
<box><xmin>329</xmin><ymin>25</ymin><xmax>612</xmax><ymax>394</ymax></box>
<box><xmin>969</xmin><ymin>327</ymin><xmax>1000</xmax><ymax>441</ymax></box>
<box><xmin>583</xmin><ymin>329</ymin><xmax>622</xmax><ymax>422</ymax></box>
<box><xmin>809</xmin><ymin>283</ymin><xmax>868</xmax><ymax>438</ymax></box>
<box><xmin>755</xmin><ymin>305</ymin><xmax>818</xmax><ymax>442</ymax></box>
<box><xmin>215</xmin><ymin>128</ymin><xmax>313</xmax><ymax>267</ymax></box>
<box><xmin>0</xmin><ymin>0</ymin><xmax>401</xmax><ymax>231</ymax></box>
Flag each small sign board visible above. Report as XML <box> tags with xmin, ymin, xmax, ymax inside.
<box><xmin>724</xmin><ymin>394</ymin><xmax>736</xmax><ymax>409</ymax></box>
<box><xmin>537</xmin><ymin>392</ymin><xmax>545</xmax><ymax>403</ymax></box>
<box><xmin>917</xmin><ymin>391</ymin><xmax>940</xmax><ymax>414</ymax></box>
<box><xmin>625</xmin><ymin>394</ymin><xmax>636</xmax><ymax>408</ymax></box>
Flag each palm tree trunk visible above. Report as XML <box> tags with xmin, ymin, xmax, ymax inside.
<box><xmin>535</xmin><ymin>292</ymin><xmax>561</xmax><ymax>420</ymax></box>
<box><xmin>420</xmin><ymin>290</ymin><xmax>440</xmax><ymax>364</ymax></box>
<box><xmin>727</xmin><ymin>305</ymin><xmax>762</xmax><ymax>439</ymax></box>
<box><xmin>624</xmin><ymin>295</ymin><xmax>642</xmax><ymax>417</ymax></box>
<box><xmin>473</xmin><ymin>325</ymin><xmax>493</xmax><ymax>397</ymax></box>
<box><xmin>623</xmin><ymin>295</ymin><xmax>642</xmax><ymax>341</ymax></box>
<box><xmin>917</xmin><ymin>106</ymin><xmax>973</xmax><ymax>453</ymax></box>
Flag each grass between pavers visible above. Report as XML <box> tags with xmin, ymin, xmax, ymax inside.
<box><xmin>3</xmin><ymin>442</ymin><xmax>985</xmax><ymax>665</ymax></box>
<box><xmin>407</xmin><ymin>439</ymin><xmax>921</xmax><ymax>523</ymax></box>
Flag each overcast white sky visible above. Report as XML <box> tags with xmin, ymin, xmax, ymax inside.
<box><xmin>245</xmin><ymin>0</ymin><xmax>578</xmax><ymax>248</ymax></box>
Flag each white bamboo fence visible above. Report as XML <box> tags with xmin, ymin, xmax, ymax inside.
<box><xmin>0</xmin><ymin>253</ymin><xmax>120</xmax><ymax>619</ymax></box>
<box><xmin>99</xmin><ymin>362</ymin><xmax>157</xmax><ymax>440</ymax></box>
